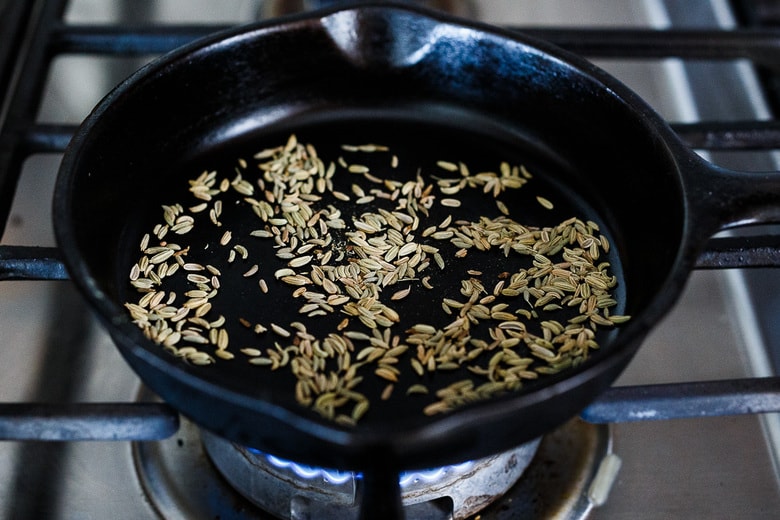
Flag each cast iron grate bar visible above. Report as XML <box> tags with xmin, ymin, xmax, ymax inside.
<box><xmin>50</xmin><ymin>23</ymin><xmax>231</xmax><ymax>55</ymax></box>
<box><xmin>0</xmin><ymin>2</ymin><xmax>36</xmax><ymax>104</ymax></box>
<box><xmin>0</xmin><ymin>246</ymin><xmax>66</xmax><ymax>280</ymax></box>
<box><xmin>1</xmin><ymin>379</ymin><xmax>778</xmax><ymax>441</ymax></box>
<box><xmin>672</xmin><ymin>120</ymin><xmax>780</xmax><ymax>150</ymax></box>
<box><xmin>48</xmin><ymin>24</ymin><xmax>780</xmax><ymax>64</ymax></box>
<box><xmin>583</xmin><ymin>376</ymin><xmax>780</xmax><ymax>423</ymax></box>
<box><xmin>0</xmin><ymin>403</ymin><xmax>179</xmax><ymax>441</ymax></box>
<box><xmin>21</xmin><ymin>123</ymin><xmax>75</xmax><ymax>154</ymax></box>
<box><xmin>0</xmin><ymin>0</ymin><xmax>68</xmax><ymax>237</ymax></box>
<box><xmin>518</xmin><ymin>27</ymin><xmax>780</xmax><ymax>66</ymax></box>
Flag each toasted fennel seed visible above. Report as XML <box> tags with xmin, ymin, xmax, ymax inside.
<box><xmin>270</xmin><ymin>323</ymin><xmax>291</xmax><ymax>337</ymax></box>
<box><xmin>436</xmin><ymin>160</ymin><xmax>459</xmax><ymax>172</ymax></box>
<box><xmin>289</xmin><ymin>255</ymin><xmax>313</xmax><ymax>268</ymax></box>
<box><xmin>215</xmin><ymin>350</ymin><xmax>235</xmax><ymax>360</ymax></box>
<box><xmin>391</xmin><ymin>286</ymin><xmax>411</xmax><ymax>300</ymax></box>
<box><xmin>188</xmin><ymin>352</ymin><xmax>214</xmax><ymax>365</ymax></box>
<box><xmin>149</xmin><ymin>249</ymin><xmax>174</xmax><ymax>264</ymax></box>
<box><xmin>348</xmin><ymin>164</ymin><xmax>369</xmax><ymax>173</ymax></box>
<box><xmin>536</xmin><ymin>195</ymin><xmax>554</xmax><ymax>209</ymax></box>
<box><xmin>381</xmin><ymin>383</ymin><xmax>394</xmax><ymax>400</ymax></box>
<box><xmin>352</xmin><ymin>400</ymin><xmax>369</xmax><ymax>421</ymax></box>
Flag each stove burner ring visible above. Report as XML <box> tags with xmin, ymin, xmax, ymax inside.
<box><xmin>200</xmin><ymin>430</ymin><xmax>541</xmax><ymax>519</ymax></box>
<box><xmin>132</xmin><ymin>389</ymin><xmax>612</xmax><ymax>519</ymax></box>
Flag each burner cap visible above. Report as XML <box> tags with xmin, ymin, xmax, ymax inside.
<box><xmin>200</xmin><ymin>429</ymin><xmax>541</xmax><ymax>519</ymax></box>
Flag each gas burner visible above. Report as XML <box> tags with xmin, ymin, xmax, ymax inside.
<box><xmin>133</xmin><ymin>392</ymin><xmax>613</xmax><ymax>519</ymax></box>
<box><xmin>200</xmin><ymin>429</ymin><xmax>540</xmax><ymax>519</ymax></box>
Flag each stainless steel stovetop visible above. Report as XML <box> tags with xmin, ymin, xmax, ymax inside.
<box><xmin>1</xmin><ymin>1</ymin><xmax>780</xmax><ymax>518</ymax></box>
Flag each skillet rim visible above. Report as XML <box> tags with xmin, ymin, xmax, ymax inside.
<box><xmin>52</xmin><ymin>1</ymin><xmax>697</xmax><ymax>468</ymax></box>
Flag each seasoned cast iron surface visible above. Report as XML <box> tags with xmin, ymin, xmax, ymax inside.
<box><xmin>116</xmin><ymin>114</ymin><xmax>626</xmax><ymax>429</ymax></box>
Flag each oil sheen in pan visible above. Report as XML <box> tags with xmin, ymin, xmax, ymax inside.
<box><xmin>117</xmin><ymin>115</ymin><xmax>628</xmax><ymax>428</ymax></box>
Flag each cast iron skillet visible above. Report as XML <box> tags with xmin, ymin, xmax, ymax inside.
<box><xmin>53</xmin><ymin>2</ymin><xmax>780</xmax><ymax>516</ymax></box>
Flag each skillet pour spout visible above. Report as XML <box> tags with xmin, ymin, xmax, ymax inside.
<box><xmin>52</xmin><ymin>3</ymin><xmax>780</xmax><ymax>517</ymax></box>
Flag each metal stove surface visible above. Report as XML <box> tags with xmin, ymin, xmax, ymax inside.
<box><xmin>1</xmin><ymin>1</ymin><xmax>780</xmax><ymax>519</ymax></box>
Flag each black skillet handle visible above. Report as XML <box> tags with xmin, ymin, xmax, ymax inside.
<box><xmin>684</xmin><ymin>154</ymin><xmax>780</xmax><ymax>244</ymax></box>
<box><xmin>0</xmin><ymin>245</ymin><xmax>68</xmax><ymax>280</ymax></box>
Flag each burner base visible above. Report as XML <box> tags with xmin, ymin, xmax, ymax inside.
<box><xmin>133</xmin><ymin>401</ymin><xmax>610</xmax><ymax>519</ymax></box>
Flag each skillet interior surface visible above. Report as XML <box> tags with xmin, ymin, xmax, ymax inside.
<box><xmin>115</xmin><ymin>109</ymin><xmax>625</xmax><ymax>418</ymax></box>
<box><xmin>54</xmin><ymin>4</ymin><xmax>688</xmax><ymax>468</ymax></box>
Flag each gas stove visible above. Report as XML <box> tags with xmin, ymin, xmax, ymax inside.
<box><xmin>2</xmin><ymin>1</ymin><xmax>780</xmax><ymax>519</ymax></box>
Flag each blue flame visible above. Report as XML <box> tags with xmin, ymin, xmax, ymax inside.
<box><xmin>265</xmin><ymin>453</ymin><xmax>354</xmax><ymax>485</ymax></box>
<box><xmin>398</xmin><ymin>462</ymin><xmax>473</xmax><ymax>487</ymax></box>
<box><xmin>250</xmin><ymin>448</ymin><xmax>473</xmax><ymax>487</ymax></box>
